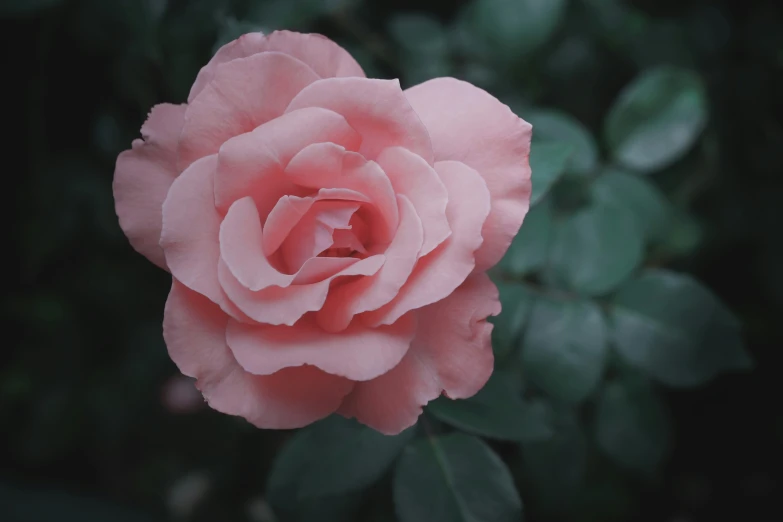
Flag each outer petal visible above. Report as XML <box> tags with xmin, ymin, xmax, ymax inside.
<box><xmin>376</xmin><ymin>146</ymin><xmax>450</xmax><ymax>256</ymax></box>
<box><xmin>178</xmin><ymin>52</ymin><xmax>320</xmax><ymax>171</ymax></box>
<box><xmin>338</xmin><ymin>350</ymin><xmax>439</xmax><ymax>436</ymax></box>
<box><xmin>163</xmin><ymin>280</ymin><xmax>353</xmax><ymax>429</ymax></box>
<box><xmin>285</xmin><ymin>142</ymin><xmax>399</xmax><ymax>244</ymax></box>
<box><xmin>114</xmin><ymin>103</ymin><xmax>186</xmax><ymax>269</ymax></box>
<box><xmin>286</xmin><ymin>78</ymin><xmax>434</xmax><ymax>164</ymax></box>
<box><xmin>160</xmin><ymin>155</ymin><xmax>226</xmax><ymax>306</ymax></box>
<box><xmin>189</xmin><ymin>31</ymin><xmax>364</xmax><ymax>102</ymax></box>
<box><xmin>189</xmin><ymin>32</ymin><xmax>267</xmax><ymax>102</ymax></box>
<box><xmin>317</xmin><ymin>195</ymin><xmax>423</xmax><ymax>333</ymax></box>
<box><xmin>214</xmin><ymin>107</ymin><xmax>362</xmax><ymax>214</ymax></box>
<box><xmin>226</xmin><ymin>313</ymin><xmax>416</xmax><ymax>381</ymax></box>
<box><xmin>405</xmin><ymin>78</ymin><xmax>532</xmax><ymax>271</ymax></box>
<box><xmin>339</xmin><ymin>273</ymin><xmax>500</xmax><ymax>434</ymax></box>
<box><xmin>364</xmin><ymin>160</ymin><xmax>491</xmax><ymax>326</ymax></box>
<box><xmin>255</xmin><ymin>31</ymin><xmax>365</xmax><ymax>80</ymax></box>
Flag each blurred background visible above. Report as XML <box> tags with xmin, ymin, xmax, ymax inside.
<box><xmin>3</xmin><ymin>0</ymin><xmax>782</xmax><ymax>521</ymax></box>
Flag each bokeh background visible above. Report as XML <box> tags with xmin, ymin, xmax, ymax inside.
<box><xmin>3</xmin><ymin>0</ymin><xmax>782</xmax><ymax>521</ymax></box>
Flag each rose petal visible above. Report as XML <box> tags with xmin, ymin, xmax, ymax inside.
<box><xmin>217</xmin><ymin>255</ymin><xmax>384</xmax><ymax>326</ymax></box>
<box><xmin>226</xmin><ymin>313</ymin><xmax>416</xmax><ymax>381</ymax></box>
<box><xmin>114</xmin><ymin>103</ymin><xmax>186</xmax><ymax>269</ymax></box>
<box><xmin>349</xmin><ymin>213</ymin><xmax>370</xmax><ymax>245</ymax></box>
<box><xmin>279</xmin><ymin>200</ymin><xmax>361</xmax><ymax>272</ymax></box>
<box><xmin>160</xmin><ymin>154</ymin><xmax>243</xmax><ymax>318</ymax></box>
<box><xmin>188</xmin><ymin>32</ymin><xmax>267</xmax><ymax>102</ymax></box>
<box><xmin>317</xmin><ymin>195</ymin><xmax>423</xmax><ymax>333</ymax></box>
<box><xmin>262</xmin><ymin>195</ymin><xmax>314</xmax><ymax>257</ymax></box>
<box><xmin>363</xmin><ymin>160</ymin><xmax>491</xmax><ymax>326</ymax></box>
<box><xmin>220</xmin><ymin>196</ymin><xmax>294</xmax><ymax>290</ymax></box>
<box><xmin>163</xmin><ymin>280</ymin><xmax>354</xmax><ymax>429</ymax></box>
<box><xmin>376</xmin><ymin>146</ymin><xmax>450</xmax><ymax>256</ymax></box>
<box><xmin>189</xmin><ymin>31</ymin><xmax>364</xmax><ymax>102</ymax></box>
<box><xmin>286</xmin><ymin>78</ymin><xmax>433</xmax><ymax>164</ymax></box>
<box><xmin>221</xmin><ymin>193</ymin><xmax>370</xmax><ymax>292</ymax></box>
<box><xmin>255</xmin><ymin>30</ymin><xmax>365</xmax><ymax>80</ymax></box>
<box><xmin>339</xmin><ymin>273</ymin><xmax>500</xmax><ymax>434</ymax></box>
<box><xmin>179</xmin><ymin>52</ymin><xmax>320</xmax><ymax>171</ymax></box>
<box><xmin>405</xmin><ymin>78</ymin><xmax>532</xmax><ymax>271</ymax></box>
<box><xmin>217</xmin><ymin>196</ymin><xmax>385</xmax><ymax>326</ymax></box>
<box><xmin>330</xmin><ymin>228</ymin><xmax>366</xmax><ymax>254</ymax></box>
<box><xmin>214</xmin><ymin>107</ymin><xmax>362</xmax><ymax>214</ymax></box>
<box><xmin>285</xmin><ymin>142</ymin><xmax>399</xmax><ymax>243</ymax></box>
<box><xmin>292</xmin><ymin>256</ymin><xmax>361</xmax><ymax>284</ymax></box>
<box><xmin>338</xmin><ymin>349</ymin><xmax>438</xmax><ymax>436</ymax></box>
<box><xmin>262</xmin><ymin>188</ymin><xmax>372</xmax><ymax>259</ymax></box>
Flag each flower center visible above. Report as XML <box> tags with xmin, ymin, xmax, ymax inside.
<box><xmin>320</xmin><ymin>247</ymin><xmax>359</xmax><ymax>258</ymax></box>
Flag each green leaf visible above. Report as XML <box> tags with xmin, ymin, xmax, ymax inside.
<box><xmin>473</xmin><ymin>0</ymin><xmax>568</xmax><ymax>59</ymax></box>
<box><xmin>530</xmin><ymin>143</ymin><xmax>573</xmax><ymax>204</ymax></box>
<box><xmin>522</xmin><ymin>297</ymin><xmax>609</xmax><ymax>403</ymax></box>
<box><xmin>490</xmin><ymin>282</ymin><xmax>534</xmax><ymax>360</ymax></box>
<box><xmin>549</xmin><ymin>203</ymin><xmax>644</xmax><ymax>295</ymax></box>
<box><xmin>610</xmin><ymin>270</ymin><xmax>753</xmax><ymax>387</ymax></box>
<box><xmin>591</xmin><ymin>168</ymin><xmax>672</xmax><ymax>243</ymax></box>
<box><xmin>605</xmin><ymin>67</ymin><xmax>708</xmax><ymax>173</ymax></box>
<box><xmin>267</xmin><ymin>415</ymin><xmax>415</xmax><ymax>506</ymax></box>
<box><xmin>428</xmin><ymin>370</ymin><xmax>553</xmax><ymax>442</ymax></box>
<box><xmin>594</xmin><ymin>377</ymin><xmax>672</xmax><ymax>474</ymax></box>
<box><xmin>394</xmin><ymin>433</ymin><xmax>522</xmax><ymax>522</ymax></box>
<box><xmin>529</xmin><ymin>110</ymin><xmax>599</xmax><ymax>176</ymax></box>
<box><xmin>0</xmin><ymin>0</ymin><xmax>62</xmax><ymax>17</ymax></box>
<box><xmin>500</xmin><ymin>199</ymin><xmax>553</xmax><ymax>277</ymax></box>
<box><xmin>519</xmin><ymin>406</ymin><xmax>587</xmax><ymax>516</ymax></box>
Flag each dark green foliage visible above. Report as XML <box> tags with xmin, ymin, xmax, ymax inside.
<box><xmin>611</xmin><ymin>270</ymin><xmax>752</xmax><ymax>387</ymax></box>
<box><xmin>428</xmin><ymin>370</ymin><xmax>552</xmax><ymax>442</ymax></box>
<box><xmin>267</xmin><ymin>415</ymin><xmax>415</xmax><ymax>507</ymax></box>
<box><xmin>393</xmin><ymin>433</ymin><xmax>522</xmax><ymax>522</ymax></box>
<box><xmin>521</xmin><ymin>297</ymin><xmax>609</xmax><ymax>403</ymax></box>
<box><xmin>5</xmin><ymin>0</ymin><xmax>779</xmax><ymax>521</ymax></box>
<box><xmin>605</xmin><ymin>67</ymin><xmax>708</xmax><ymax>173</ymax></box>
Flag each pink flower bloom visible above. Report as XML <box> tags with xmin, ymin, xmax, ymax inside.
<box><xmin>114</xmin><ymin>31</ymin><xmax>531</xmax><ymax>434</ymax></box>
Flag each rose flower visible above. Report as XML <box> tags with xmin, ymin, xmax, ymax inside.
<box><xmin>114</xmin><ymin>31</ymin><xmax>531</xmax><ymax>434</ymax></box>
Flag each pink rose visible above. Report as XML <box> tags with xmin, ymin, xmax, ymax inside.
<box><xmin>114</xmin><ymin>31</ymin><xmax>531</xmax><ymax>434</ymax></box>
